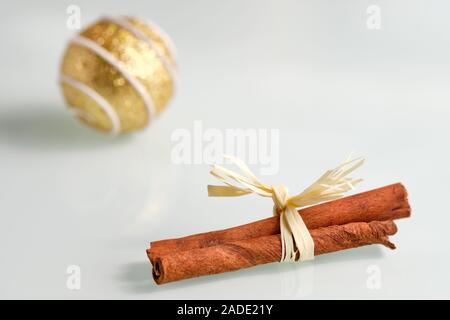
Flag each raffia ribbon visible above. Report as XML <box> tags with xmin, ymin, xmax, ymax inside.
<box><xmin>207</xmin><ymin>155</ymin><xmax>364</xmax><ymax>262</ymax></box>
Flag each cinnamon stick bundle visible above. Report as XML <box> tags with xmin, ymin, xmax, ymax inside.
<box><xmin>148</xmin><ymin>183</ymin><xmax>409</xmax><ymax>262</ymax></box>
<box><xmin>152</xmin><ymin>220</ymin><xmax>397</xmax><ymax>284</ymax></box>
<box><xmin>148</xmin><ymin>183</ymin><xmax>410</xmax><ymax>284</ymax></box>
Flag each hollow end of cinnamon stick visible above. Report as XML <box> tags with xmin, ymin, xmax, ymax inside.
<box><xmin>152</xmin><ymin>259</ymin><xmax>163</xmax><ymax>284</ymax></box>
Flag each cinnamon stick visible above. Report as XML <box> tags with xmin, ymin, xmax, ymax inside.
<box><xmin>151</xmin><ymin>220</ymin><xmax>397</xmax><ymax>284</ymax></box>
<box><xmin>148</xmin><ymin>183</ymin><xmax>409</xmax><ymax>261</ymax></box>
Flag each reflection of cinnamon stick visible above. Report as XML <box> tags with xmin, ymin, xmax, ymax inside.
<box><xmin>148</xmin><ymin>183</ymin><xmax>409</xmax><ymax>262</ymax></box>
<box><xmin>152</xmin><ymin>220</ymin><xmax>397</xmax><ymax>284</ymax></box>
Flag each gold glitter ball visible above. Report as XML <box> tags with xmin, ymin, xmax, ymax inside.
<box><xmin>59</xmin><ymin>16</ymin><xmax>177</xmax><ymax>134</ymax></box>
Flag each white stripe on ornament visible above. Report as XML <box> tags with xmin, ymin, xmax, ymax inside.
<box><xmin>70</xmin><ymin>35</ymin><xmax>157</xmax><ymax>119</ymax></box>
<box><xmin>60</xmin><ymin>74</ymin><xmax>121</xmax><ymax>134</ymax></box>
<box><xmin>140</xmin><ymin>17</ymin><xmax>178</xmax><ymax>62</ymax></box>
<box><xmin>103</xmin><ymin>16</ymin><xmax>178</xmax><ymax>88</ymax></box>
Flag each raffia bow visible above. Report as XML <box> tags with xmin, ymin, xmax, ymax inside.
<box><xmin>207</xmin><ymin>155</ymin><xmax>364</xmax><ymax>262</ymax></box>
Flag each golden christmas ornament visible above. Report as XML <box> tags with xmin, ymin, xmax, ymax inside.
<box><xmin>59</xmin><ymin>16</ymin><xmax>177</xmax><ymax>134</ymax></box>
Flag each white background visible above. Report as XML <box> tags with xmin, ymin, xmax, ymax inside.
<box><xmin>0</xmin><ymin>0</ymin><xmax>449</xmax><ymax>299</ymax></box>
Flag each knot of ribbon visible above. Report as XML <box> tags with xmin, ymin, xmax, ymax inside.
<box><xmin>207</xmin><ymin>155</ymin><xmax>364</xmax><ymax>262</ymax></box>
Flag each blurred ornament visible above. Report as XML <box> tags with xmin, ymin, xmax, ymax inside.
<box><xmin>59</xmin><ymin>16</ymin><xmax>177</xmax><ymax>134</ymax></box>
